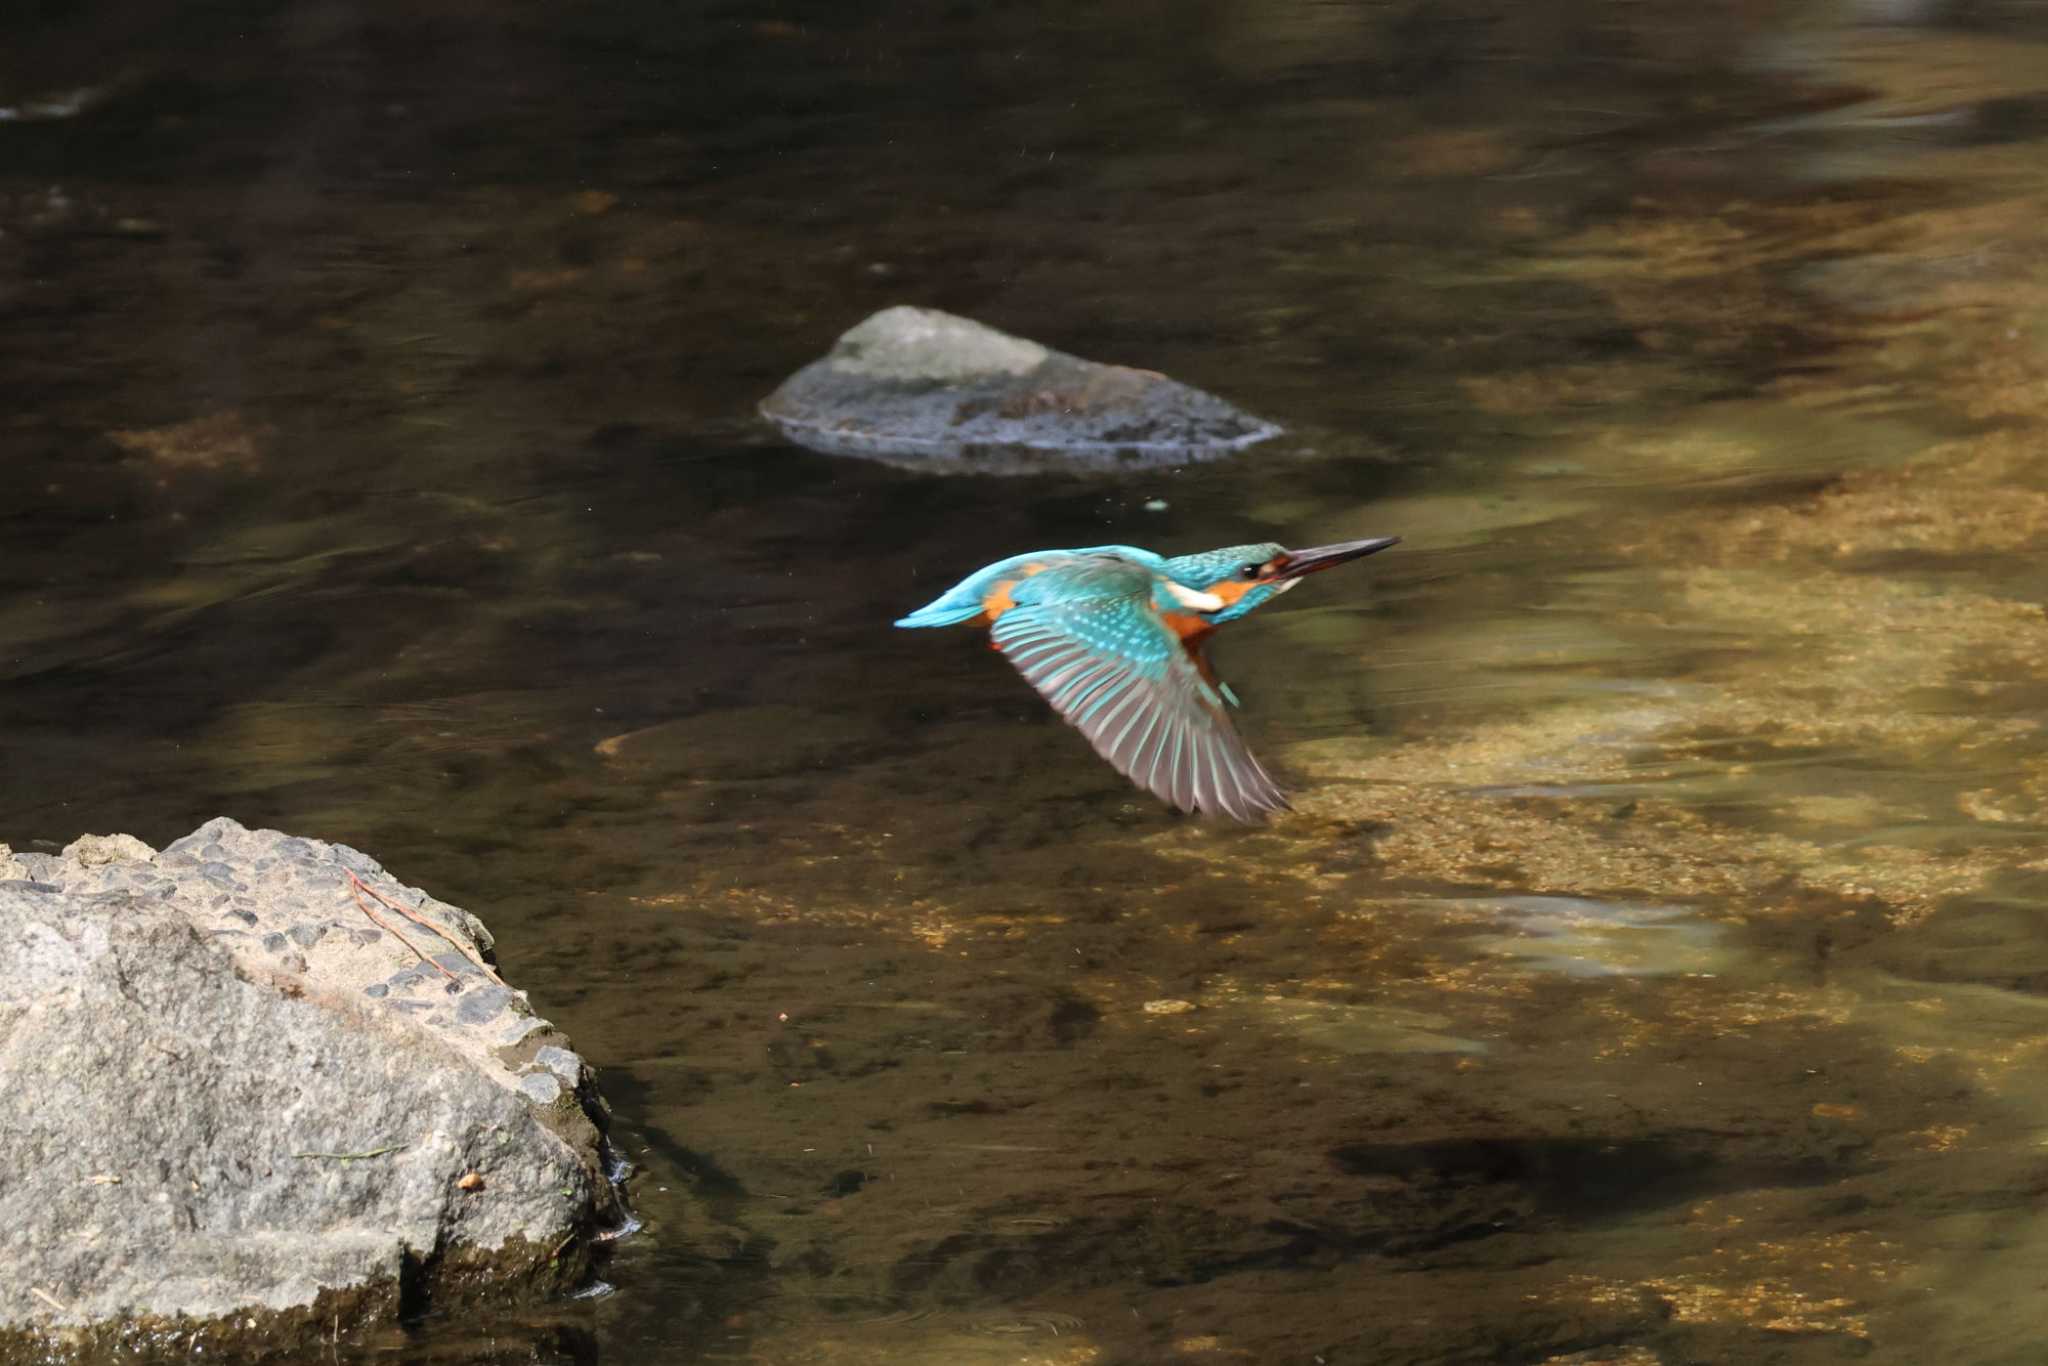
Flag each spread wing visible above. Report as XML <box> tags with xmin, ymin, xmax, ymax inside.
<box><xmin>987</xmin><ymin>556</ymin><xmax>1290</xmax><ymax>822</ymax></box>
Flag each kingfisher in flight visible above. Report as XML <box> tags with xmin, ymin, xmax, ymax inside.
<box><xmin>896</xmin><ymin>535</ymin><xmax>1399</xmax><ymax>822</ymax></box>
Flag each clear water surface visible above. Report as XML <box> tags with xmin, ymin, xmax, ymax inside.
<box><xmin>9</xmin><ymin>1</ymin><xmax>2048</xmax><ymax>1362</ymax></box>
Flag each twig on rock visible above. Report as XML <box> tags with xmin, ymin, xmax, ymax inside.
<box><xmin>292</xmin><ymin>1143</ymin><xmax>409</xmax><ymax>1162</ymax></box>
<box><xmin>30</xmin><ymin>1287</ymin><xmax>70</xmax><ymax>1313</ymax></box>
<box><xmin>346</xmin><ymin>875</ymin><xmax>460</xmax><ymax>987</ymax></box>
<box><xmin>344</xmin><ymin>870</ymin><xmax>506</xmax><ymax>986</ymax></box>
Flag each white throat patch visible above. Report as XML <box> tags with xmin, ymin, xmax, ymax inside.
<box><xmin>1165</xmin><ymin>581</ymin><xmax>1227</xmax><ymax>613</ymax></box>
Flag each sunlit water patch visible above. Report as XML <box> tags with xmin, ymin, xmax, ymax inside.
<box><xmin>1450</xmin><ymin>896</ymin><xmax>1732</xmax><ymax>978</ymax></box>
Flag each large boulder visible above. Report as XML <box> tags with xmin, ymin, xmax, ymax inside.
<box><xmin>0</xmin><ymin>819</ymin><xmax>628</xmax><ymax>1361</ymax></box>
<box><xmin>759</xmin><ymin>306</ymin><xmax>1281</xmax><ymax>473</ymax></box>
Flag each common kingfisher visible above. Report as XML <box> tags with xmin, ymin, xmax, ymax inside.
<box><xmin>896</xmin><ymin>536</ymin><xmax>1399</xmax><ymax>822</ymax></box>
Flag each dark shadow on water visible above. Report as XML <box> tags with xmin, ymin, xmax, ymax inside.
<box><xmin>1329</xmin><ymin>1133</ymin><xmax>1858</xmax><ymax>1222</ymax></box>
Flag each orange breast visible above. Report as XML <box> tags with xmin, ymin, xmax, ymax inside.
<box><xmin>1161</xmin><ymin>579</ymin><xmax>1256</xmax><ymax>637</ymax></box>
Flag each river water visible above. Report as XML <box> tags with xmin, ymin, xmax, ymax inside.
<box><xmin>8</xmin><ymin>1</ymin><xmax>2048</xmax><ymax>1362</ymax></box>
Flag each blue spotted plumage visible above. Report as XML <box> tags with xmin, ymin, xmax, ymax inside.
<box><xmin>896</xmin><ymin>535</ymin><xmax>1398</xmax><ymax>821</ymax></box>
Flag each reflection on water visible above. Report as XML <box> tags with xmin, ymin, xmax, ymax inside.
<box><xmin>10</xmin><ymin>0</ymin><xmax>2048</xmax><ymax>1361</ymax></box>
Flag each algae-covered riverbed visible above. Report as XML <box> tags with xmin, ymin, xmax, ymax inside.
<box><xmin>8</xmin><ymin>2</ymin><xmax>2048</xmax><ymax>1362</ymax></box>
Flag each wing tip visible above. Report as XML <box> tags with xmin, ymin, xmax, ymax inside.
<box><xmin>988</xmin><ymin>592</ymin><xmax>1301</xmax><ymax>824</ymax></box>
<box><xmin>1202</xmin><ymin>778</ymin><xmax>1292</xmax><ymax>825</ymax></box>
<box><xmin>1147</xmin><ymin>742</ymin><xmax>1290</xmax><ymax>825</ymax></box>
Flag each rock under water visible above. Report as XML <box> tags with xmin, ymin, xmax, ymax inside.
<box><xmin>0</xmin><ymin>818</ymin><xmax>627</xmax><ymax>1361</ymax></box>
<box><xmin>759</xmin><ymin>305</ymin><xmax>1282</xmax><ymax>474</ymax></box>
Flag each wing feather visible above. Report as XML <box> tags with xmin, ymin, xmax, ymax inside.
<box><xmin>986</xmin><ymin>557</ymin><xmax>1289</xmax><ymax>822</ymax></box>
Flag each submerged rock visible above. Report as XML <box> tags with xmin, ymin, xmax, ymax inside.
<box><xmin>107</xmin><ymin>409</ymin><xmax>269</xmax><ymax>473</ymax></box>
<box><xmin>0</xmin><ymin>818</ymin><xmax>626</xmax><ymax>1361</ymax></box>
<box><xmin>759</xmin><ymin>306</ymin><xmax>1281</xmax><ymax>474</ymax></box>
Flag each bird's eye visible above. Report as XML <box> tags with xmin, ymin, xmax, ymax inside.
<box><xmin>1239</xmin><ymin>563</ymin><xmax>1261</xmax><ymax>580</ymax></box>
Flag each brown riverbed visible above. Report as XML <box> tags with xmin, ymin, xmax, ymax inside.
<box><xmin>8</xmin><ymin>2</ymin><xmax>2048</xmax><ymax>1362</ymax></box>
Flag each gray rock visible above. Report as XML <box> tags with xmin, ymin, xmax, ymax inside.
<box><xmin>16</xmin><ymin>852</ymin><xmax>64</xmax><ymax>883</ymax></box>
<box><xmin>455</xmin><ymin>985</ymin><xmax>514</xmax><ymax>1025</ymax></box>
<box><xmin>759</xmin><ymin>306</ymin><xmax>1281</xmax><ymax>474</ymax></box>
<box><xmin>433</xmin><ymin>949</ymin><xmax>490</xmax><ymax>978</ymax></box>
<box><xmin>0</xmin><ymin>818</ymin><xmax>626</xmax><ymax>1359</ymax></box>
<box><xmin>518</xmin><ymin>1072</ymin><xmax>564</xmax><ymax>1106</ymax></box>
<box><xmin>60</xmin><ymin>832</ymin><xmax>154</xmax><ymax>867</ymax></box>
<box><xmin>534</xmin><ymin>1045</ymin><xmax>585</xmax><ymax>1087</ymax></box>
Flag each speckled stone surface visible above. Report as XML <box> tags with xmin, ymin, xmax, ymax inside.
<box><xmin>0</xmin><ymin>818</ymin><xmax>625</xmax><ymax>1351</ymax></box>
<box><xmin>759</xmin><ymin>306</ymin><xmax>1282</xmax><ymax>474</ymax></box>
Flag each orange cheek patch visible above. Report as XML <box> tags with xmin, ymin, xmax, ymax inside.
<box><xmin>1207</xmin><ymin>580</ymin><xmax>1259</xmax><ymax>607</ymax></box>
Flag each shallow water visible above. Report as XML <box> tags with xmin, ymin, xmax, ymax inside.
<box><xmin>10</xmin><ymin>1</ymin><xmax>2048</xmax><ymax>1362</ymax></box>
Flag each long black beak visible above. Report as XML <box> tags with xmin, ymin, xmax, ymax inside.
<box><xmin>1271</xmin><ymin>535</ymin><xmax>1400</xmax><ymax>580</ymax></box>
